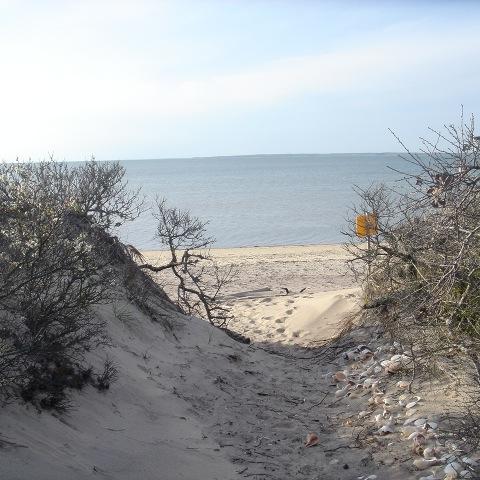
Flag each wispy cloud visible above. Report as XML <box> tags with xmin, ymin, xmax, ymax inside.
<box><xmin>0</xmin><ymin>1</ymin><xmax>479</xmax><ymax>158</ymax></box>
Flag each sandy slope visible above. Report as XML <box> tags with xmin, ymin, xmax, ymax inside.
<box><xmin>1</xmin><ymin>244</ymin><xmax>420</xmax><ymax>480</ymax></box>
<box><xmin>0</xmin><ymin>299</ymin><xmax>390</xmax><ymax>480</ymax></box>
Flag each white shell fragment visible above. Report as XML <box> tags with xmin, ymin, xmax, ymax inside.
<box><xmin>423</xmin><ymin>447</ymin><xmax>436</xmax><ymax>459</ymax></box>
<box><xmin>396</xmin><ymin>380</ymin><xmax>409</xmax><ymax>389</ymax></box>
<box><xmin>413</xmin><ymin>458</ymin><xmax>439</xmax><ymax>470</ymax></box>
<box><xmin>378</xmin><ymin>423</ymin><xmax>395</xmax><ymax>435</ymax></box>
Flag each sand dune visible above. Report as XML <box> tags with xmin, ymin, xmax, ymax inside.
<box><xmin>1</xmin><ymin>244</ymin><xmax>428</xmax><ymax>480</ymax></box>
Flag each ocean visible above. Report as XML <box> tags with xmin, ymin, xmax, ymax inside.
<box><xmin>116</xmin><ymin>153</ymin><xmax>407</xmax><ymax>250</ymax></box>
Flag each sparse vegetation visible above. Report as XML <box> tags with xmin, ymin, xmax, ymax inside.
<box><xmin>0</xmin><ymin>159</ymin><xmax>140</xmax><ymax>409</ymax></box>
<box><xmin>140</xmin><ymin>198</ymin><xmax>236</xmax><ymax>329</ymax></box>
<box><xmin>346</xmin><ymin>111</ymin><xmax>480</xmax><ymax>441</ymax></box>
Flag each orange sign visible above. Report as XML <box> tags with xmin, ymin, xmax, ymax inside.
<box><xmin>356</xmin><ymin>213</ymin><xmax>378</xmax><ymax>237</ymax></box>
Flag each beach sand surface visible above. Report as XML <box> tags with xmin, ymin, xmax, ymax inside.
<box><xmin>143</xmin><ymin>243</ymin><xmax>360</xmax><ymax>346</ymax></box>
<box><xmin>1</xmin><ymin>244</ymin><xmax>436</xmax><ymax>479</ymax></box>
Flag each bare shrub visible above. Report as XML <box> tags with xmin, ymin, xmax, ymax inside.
<box><xmin>345</xmin><ymin>111</ymin><xmax>480</xmax><ymax>432</ymax></box>
<box><xmin>0</xmin><ymin>158</ymin><xmax>139</xmax><ymax>408</ymax></box>
<box><xmin>95</xmin><ymin>358</ymin><xmax>118</xmax><ymax>391</ymax></box>
<box><xmin>139</xmin><ymin>198</ymin><xmax>236</xmax><ymax>329</ymax></box>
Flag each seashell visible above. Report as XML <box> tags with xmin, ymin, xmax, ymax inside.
<box><xmin>378</xmin><ymin>423</ymin><xmax>394</xmax><ymax>435</ymax></box>
<box><xmin>304</xmin><ymin>432</ymin><xmax>320</xmax><ymax>447</ymax></box>
<box><xmin>423</xmin><ymin>447</ymin><xmax>436</xmax><ymax>459</ymax></box>
<box><xmin>383</xmin><ymin>397</ymin><xmax>394</xmax><ymax>406</ymax></box>
<box><xmin>404</xmin><ymin>416</ymin><xmax>418</xmax><ymax>425</ymax></box>
<box><xmin>385</xmin><ymin>362</ymin><xmax>402</xmax><ymax>374</ymax></box>
<box><xmin>374</xmin><ymin>413</ymin><xmax>383</xmax><ymax>424</ymax></box>
<box><xmin>368</xmin><ymin>396</ymin><xmax>376</xmax><ymax>405</ymax></box>
<box><xmin>401</xmin><ymin>426</ymin><xmax>418</xmax><ymax>436</ymax></box>
<box><xmin>396</xmin><ymin>380</ymin><xmax>409</xmax><ymax>390</ymax></box>
<box><xmin>358</xmin><ymin>410</ymin><xmax>370</xmax><ymax>419</ymax></box>
<box><xmin>333</xmin><ymin>371</ymin><xmax>347</xmax><ymax>382</ymax></box>
<box><xmin>408</xmin><ymin>431</ymin><xmax>426</xmax><ymax>442</ymax></box>
<box><xmin>414</xmin><ymin>418</ymin><xmax>428</xmax><ymax>427</ymax></box>
<box><xmin>405</xmin><ymin>408</ymin><xmax>418</xmax><ymax>417</ymax></box>
<box><xmin>398</xmin><ymin>399</ymin><xmax>407</xmax><ymax>407</ymax></box>
<box><xmin>444</xmin><ymin>461</ymin><xmax>463</xmax><ymax>478</ymax></box>
<box><xmin>374</xmin><ymin>366</ymin><xmax>382</xmax><ymax>374</ymax></box>
<box><xmin>335</xmin><ymin>387</ymin><xmax>349</xmax><ymax>398</ymax></box>
<box><xmin>412</xmin><ymin>444</ymin><xmax>424</xmax><ymax>456</ymax></box>
<box><xmin>413</xmin><ymin>458</ymin><xmax>439</xmax><ymax>470</ymax></box>
<box><xmin>406</xmin><ymin>400</ymin><xmax>418</xmax><ymax>409</ymax></box>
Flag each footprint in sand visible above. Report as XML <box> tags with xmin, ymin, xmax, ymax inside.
<box><xmin>275</xmin><ymin>318</ymin><xmax>285</xmax><ymax>324</ymax></box>
<box><xmin>276</xmin><ymin>327</ymin><xmax>286</xmax><ymax>333</ymax></box>
<box><xmin>285</xmin><ymin>309</ymin><xmax>293</xmax><ymax>315</ymax></box>
<box><xmin>287</xmin><ymin>299</ymin><xmax>295</xmax><ymax>304</ymax></box>
<box><xmin>262</xmin><ymin>316</ymin><xmax>273</xmax><ymax>320</ymax></box>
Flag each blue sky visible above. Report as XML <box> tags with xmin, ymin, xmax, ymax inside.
<box><xmin>1</xmin><ymin>0</ymin><xmax>479</xmax><ymax>160</ymax></box>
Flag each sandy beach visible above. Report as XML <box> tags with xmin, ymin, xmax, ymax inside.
<box><xmin>2</xmin><ymin>243</ymin><xmax>474</xmax><ymax>480</ymax></box>
<box><xmin>143</xmin><ymin>243</ymin><xmax>359</xmax><ymax>346</ymax></box>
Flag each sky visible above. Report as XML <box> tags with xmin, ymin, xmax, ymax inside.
<box><xmin>0</xmin><ymin>0</ymin><xmax>479</xmax><ymax>161</ymax></box>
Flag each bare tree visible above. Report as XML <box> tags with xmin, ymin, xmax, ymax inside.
<box><xmin>139</xmin><ymin>198</ymin><xmax>236</xmax><ymax>329</ymax></box>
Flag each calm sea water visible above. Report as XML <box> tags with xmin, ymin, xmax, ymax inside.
<box><xmin>116</xmin><ymin>154</ymin><xmax>406</xmax><ymax>250</ymax></box>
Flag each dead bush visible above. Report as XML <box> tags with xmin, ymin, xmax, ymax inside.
<box><xmin>0</xmin><ymin>158</ymin><xmax>140</xmax><ymax>408</ymax></box>
<box><xmin>139</xmin><ymin>198</ymin><xmax>236</xmax><ymax>329</ymax></box>
<box><xmin>345</xmin><ymin>110</ymin><xmax>480</xmax><ymax>436</ymax></box>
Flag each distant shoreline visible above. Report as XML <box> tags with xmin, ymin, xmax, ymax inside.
<box><xmin>141</xmin><ymin>242</ymin><xmax>347</xmax><ymax>256</ymax></box>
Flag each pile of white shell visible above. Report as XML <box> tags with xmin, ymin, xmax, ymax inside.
<box><xmin>328</xmin><ymin>342</ymin><xmax>480</xmax><ymax>479</ymax></box>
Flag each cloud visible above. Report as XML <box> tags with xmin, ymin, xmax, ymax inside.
<box><xmin>56</xmin><ymin>29</ymin><xmax>478</xmax><ymax>118</ymax></box>
<box><xmin>0</xmin><ymin>8</ymin><xmax>478</xmax><ymax>158</ymax></box>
